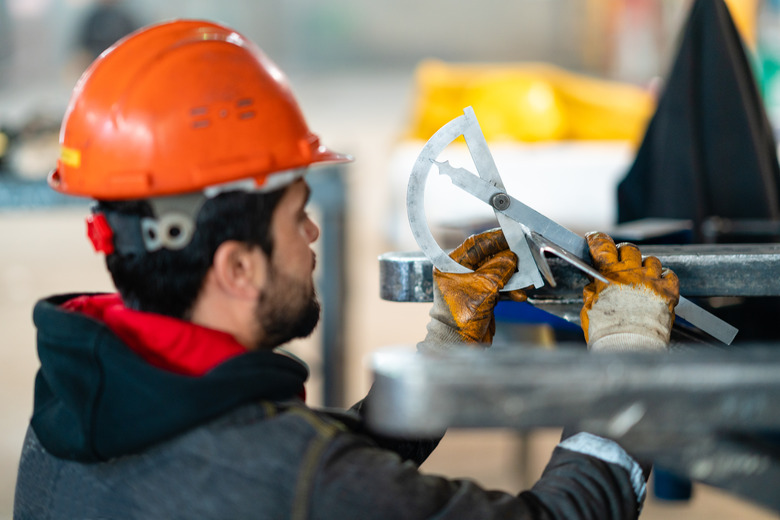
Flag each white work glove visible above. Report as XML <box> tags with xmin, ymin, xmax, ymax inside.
<box><xmin>418</xmin><ymin>229</ymin><xmax>527</xmax><ymax>353</ymax></box>
<box><xmin>580</xmin><ymin>232</ymin><xmax>680</xmax><ymax>352</ymax></box>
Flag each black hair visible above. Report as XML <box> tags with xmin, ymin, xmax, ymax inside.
<box><xmin>97</xmin><ymin>188</ymin><xmax>287</xmax><ymax>319</ymax></box>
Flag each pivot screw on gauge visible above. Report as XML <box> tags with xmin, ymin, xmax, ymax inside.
<box><xmin>491</xmin><ymin>193</ymin><xmax>511</xmax><ymax>211</ymax></box>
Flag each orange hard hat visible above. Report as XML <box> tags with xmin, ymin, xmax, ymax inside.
<box><xmin>50</xmin><ymin>19</ymin><xmax>350</xmax><ymax>200</ymax></box>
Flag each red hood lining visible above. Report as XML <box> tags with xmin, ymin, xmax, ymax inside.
<box><xmin>62</xmin><ymin>294</ymin><xmax>248</xmax><ymax>377</ymax></box>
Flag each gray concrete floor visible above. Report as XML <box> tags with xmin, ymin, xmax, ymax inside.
<box><xmin>0</xmin><ymin>73</ymin><xmax>778</xmax><ymax>518</ymax></box>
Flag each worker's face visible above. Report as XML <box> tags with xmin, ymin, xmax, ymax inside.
<box><xmin>254</xmin><ymin>179</ymin><xmax>321</xmax><ymax>348</ymax></box>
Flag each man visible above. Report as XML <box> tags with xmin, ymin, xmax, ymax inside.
<box><xmin>14</xmin><ymin>19</ymin><xmax>679</xmax><ymax>519</ymax></box>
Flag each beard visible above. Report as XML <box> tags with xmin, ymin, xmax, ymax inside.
<box><xmin>254</xmin><ymin>267</ymin><xmax>321</xmax><ymax>349</ymax></box>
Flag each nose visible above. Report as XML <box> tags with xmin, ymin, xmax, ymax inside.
<box><xmin>305</xmin><ymin>216</ymin><xmax>320</xmax><ymax>243</ymax></box>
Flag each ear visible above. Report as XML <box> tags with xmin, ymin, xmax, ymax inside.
<box><xmin>210</xmin><ymin>241</ymin><xmax>268</xmax><ymax>300</ymax></box>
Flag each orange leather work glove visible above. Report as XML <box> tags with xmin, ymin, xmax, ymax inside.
<box><xmin>581</xmin><ymin>232</ymin><xmax>680</xmax><ymax>352</ymax></box>
<box><xmin>418</xmin><ymin>228</ymin><xmax>527</xmax><ymax>352</ymax></box>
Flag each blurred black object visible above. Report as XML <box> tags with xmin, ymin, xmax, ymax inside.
<box><xmin>78</xmin><ymin>0</ymin><xmax>138</xmax><ymax>59</ymax></box>
<box><xmin>616</xmin><ymin>0</ymin><xmax>780</xmax><ymax>346</ymax></box>
<box><xmin>618</xmin><ymin>0</ymin><xmax>780</xmax><ymax>243</ymax></box>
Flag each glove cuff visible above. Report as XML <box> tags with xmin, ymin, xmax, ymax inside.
<box><xmin>558</xmin><ymin>432</ymin><xmax>647</xmax><ymax>509</ymax></box>
<box><xmin>417</xmin><ymin>318</ymin><xmax>470</xmax><ymax>353</ymax></box>
<box><xmin>590</xmin><ymin>332</ymin><xmax>668</xmax><ymax>352</ymax></box>
<box><xmin>586</xmin><ymin>284</ymin><xmax>673</xmax><ymax>351</ymax></box>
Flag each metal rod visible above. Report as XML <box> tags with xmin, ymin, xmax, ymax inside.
<box><xmin>379</xmin><ymin>244</ymin><xmax>780</xmax><ymax>302</ymax></box>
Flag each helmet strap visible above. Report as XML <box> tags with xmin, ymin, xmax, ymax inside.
<box><xmin>94</xmin><ymin>192</ymin><xmax>206</xmax><ymax>255</ymax></box>
<box><xmin>90</xmin><ymin>168</ymin><xmax>303</xmax><ymax>255</ymax></box>
<box><xmin>142</xmin><ymin>193</ymin><xmax>205</xmax><ymax>252</ymax></box>
<box><xmin>100</xmin><ymin>212</ymin><xmax>146</xmax><ymax>255</ymax></box>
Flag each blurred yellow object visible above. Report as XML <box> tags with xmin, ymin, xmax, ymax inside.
<box><xmin>0</xmin><ymin>131</ymin><xmax>8</xmax><ymax>158</ymax></box>
<box><xmin>470</xmin><ymin>74</ymin><xmax>567</xmax><ymax>141</ymax></box>
<box><xmin>406</xmin><ymin>60</ymin><xmax>655</xmax><ymax>143</ymax></box>
<box><xmin>723</xmin><ymin>0</ymin><xmax>758</xmax><ymax>50</ymax></box>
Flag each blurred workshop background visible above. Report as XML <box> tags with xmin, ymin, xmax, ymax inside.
<box><xmin>2</xmin><ymin>0</ymin><xmax>780</xmax><ymax>518</ymax></box>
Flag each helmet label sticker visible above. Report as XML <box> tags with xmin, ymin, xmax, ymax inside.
<box><xmin>60</xmin><ymin>146</ymin><xmax>81</xmax><ymax>168</ymax></box>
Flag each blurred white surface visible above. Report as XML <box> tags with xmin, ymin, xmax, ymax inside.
<box><xmin>386</xmin><ymin>139</ymin><xmax>636</xmax><ymax>249</ymax></box>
